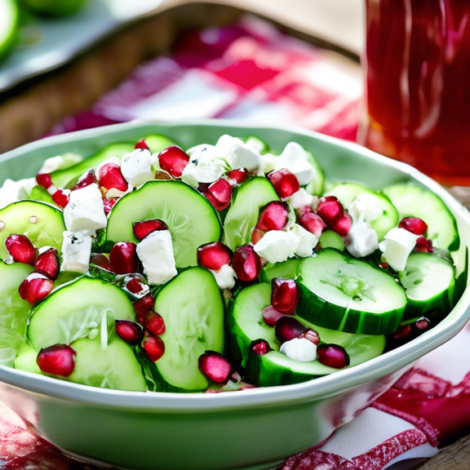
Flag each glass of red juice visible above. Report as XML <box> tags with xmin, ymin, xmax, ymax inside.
<box><xmin>359</xmin><ymin>0</ymin><xmax>470</xmax><ymax>185</ymax></box>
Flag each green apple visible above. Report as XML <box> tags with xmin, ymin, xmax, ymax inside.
<box><xmin>0</xmin><ymin>0</ymin><xmax>19</xmax><ymax>61</ymax></box>
<box><xmin>19</xmin><ymin>0</ymin><xmax>89</xmax><ymax>17</ymax></box>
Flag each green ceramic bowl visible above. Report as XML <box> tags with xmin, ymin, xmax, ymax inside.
<box><xmin>0</xmin><ymin>121</ymin><xmax>469</xmax><ymax>470</ymax></box>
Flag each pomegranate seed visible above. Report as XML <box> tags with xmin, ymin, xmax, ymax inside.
<box><xmin>317</xmin><ymin>344</ymin><xmax>350</xmax><ymax>369</ymax></box>
<box><xmin>317</xmin><ymin>197</ymin><xmax>351</xmax><ymax>236</ymax></box>
<box><xmin>126</xmin><ymin>278</ymin><xmax>146</xmax><ymax>295</ymax></box>
<box><xmin>251</xmin><ymin>228</ymin><xmax>265</xmax><ymax>245</ymax></box>
<box><xmin>19</xmin><ymin>274</ymin><xmax>54</xmax><ymax>304</ymax></box>
<box><xmin>262</xmin><ymin>305</ymin><xmax>286</xmax><ymax>326</ymax></box>
<box><xmin>5</xmin><ymin>235</ymin><xmax>36</xmax><ymax>264</ymax></box>
<box><xmin>299</xmin><ymin>329</ymin><xmax>320</xmax><ymax>345</ymax></box>
<box><xmin>103</xmin><ymin>198</ymin><xmax>117</xmax><ymax>214</ymax></box>
<box><xmin>135</xmin><ymin>139</ymin><xmax>150</xmax><ymax>151</ymax></box>
<box><xmin>256</xmin><ymin>202</ymin><xmax>288</xmax><ymax>232</ymax></box>
<box><xmin>158</xmin><ymin>146</ymin><xmax>190</xmax><ymax>178</ymax></box>
<box><xmin>415</xmin><ymin>237</ymin><xmax>434</xmax><ymax>253</ymax></box>
<box><xmin>268</xmin><ymin>169</ymin><xmax>300</xmax><ymax>198</ymax></box>
<box><xmin>198</xmin><ymin>351</ymin><xmax>232</xmax><ymax>383</ymax></box>
<box><xmin>232</xmin><ymin>245</ymin><xmax>261</xmax><ymax>282</ymax></box>
<box><xmin>226</xmin><ymin>168</ymin><xmax>249</xmax><ymax>185</ymax></box>
<box><xmin>52</xmin><ymin>190</ymin><xmax>69</xmax><ymax>208</ymax></box>
<box><xmin>399</xmin><ymin>217</ymin><xmax>428</xmax><ymax>236</ymax></box>
<box><xmin>197</xmin><ymin>241</ymin><xmax>232</xmax><ymax>270</ymax></box>
<box><xmin>333</xmin><ymin>214</ymin><xmax>352</xmax><ymax>237</ymax></box>
<box><xmin>36</xmin><ymin>173</ymin><xmax>52</xmax><ymax>189</ymax></box>
<box><xmin>299</xmin><ymin>209</ymin><xmax>326</xmax><ymax>238</ymax></box>
<box><xmin>98</xmin><ymin>163</ymin><xmax>128</xmax><ymax>191</ymax></box>
<box><xmin>379</xmin><ymin>262</ymin><xmax>389</xmax><ymax>269</ymax></box>
<box><xmin>133</xmin><ymin>219</ymin><xmax>168</xmax><ymax>241</ymax></box>
<box><xmin>144</xmin><ymin>311</ymin><xmax>166</xmax><ymax>336</ymax></box>
<box><xmin>90</xmin><ymin>253</ymin><xmax>113</xmax><ymax>271</ymax></box>
<box><xmin>134</xmin><ymin>296</ymin><xmax>155</xmax><ymax>323</ymax></box>
<box><xmin>271</xmin><ymin>278</ymin><xmax>299</xmax><ymax>315</ymax></box>
<box><xmin>204</xmin><ymin>179</ymin><xmax>233</xmax><ymax>211</ymax></box>
<box><xmin>72</xmin><ymin>171</ymin><xmax>97</xmax><ymax>191</ymax></box>
<box><xmin>115</xmin><ymin>320</ymin><xmax>143</xmax><ymax>345</ymax></box>
<box><xmin>34</xmin><ymin>248</ymin><xmax>59</xmax><ymax>279</ymax></box>
<box><xmin>394</xmin><ymin>324</ymin><xmax>412</xmax><ymax>339</ymax></box>
<box><xmin>142</xmin><ymin>336</ymin><xmax>165</xmax><ymax>362</ymax></box>
<box><xmin>250</xmin><ymin>339</ymin><xmax>272</xmax><ymax>356</ymax></box>
<box><xmin>37</xmin><ymin>345</ymin><xmax>76</xmax><ymax>377</ymax></box>
<box><xmin>416</xmin><ymin>317</ymin><xmax>431</xmax><ymax>330</ymax></box>
<box><xmin>275</xmin><ymin>316</ymin><xmax>307</xmax><ymax>343</ymax></box>
<box><xmin>109</xmin><ymin>242</ymin><xmax>138</xmax><ymax>274</ymax></box>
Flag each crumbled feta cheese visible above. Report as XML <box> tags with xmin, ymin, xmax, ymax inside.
<box><xmin>280</xmin><ymin>338</ymin><xmax>317</xmax><ymax>362</ymax></box>
<box><xmin>379</xmin><ymin>227</ymin><xmax>419</xmax><ymax>271</ymax></box>
<box><xmin>121</xmin><ymin>149</ymin><xmax>154</xmax><ymax>188</ymax></box>
<box><xmin>187</xmin><ymin>144</ymin><xmax>218</xmax><ymax>164</ymax></box>
<box><xmin>181</xmin><ymin>161</ymin><xmax>225</xmax><ymax>187</ymax></box>
<box><xmin>348</xmin><ymin>193</ymin><xmax>383</xmax><ymax>223</ymax></box>
<box><xmin>61</xmin><ymin>231</ymin><xmax>92</xmax><ymax>273</ymax></box>
<box><xmin>0</xmin><ymin>178</ymin><xmax>35</xmax><ymax>209</ymax></box>
<box><xmin>291</xmin><ymin>224</ymin><xmax>318</xmax><ymax>257</ymax></box>
<box><xmin>215</xmin><ymin>135</ymin><xmax>261</xmax><ymax>171</ymax></box>
<box><xmin>39</xmin><ymin>153</ymin><xmax>82</xmax><ymax>174</ymax></box>
<box><xmin>63</xmin><ymin>183</ymin><xmax>107</xmax><ymax>235</ymax></box>
<box><xmin>254</xmin><ymin>230</ymin><xmax>300</xmax><ymax>264</ymax></box>
<box><xmin>211</xmin><ymin>264</ymin><xmax>237</xmax><ymax>290</ymax></box>
<box><xmin>286</xmin><ymin>188</ymin><xmax>316</xmax><ymax>210</ymax></box>
<box><xmin>96</xmin><ymin>157</ymin><xmax>121</xmax><ymax>178</ymax></box>
<box><xmin>346</xmin><ymin>220</ymin><xmax>379</xmax><ymax>258</ymax></box>
<box><xmin>137</xmin><ymin>230</ymin><xmax>178</xmax><ymax>285</ymax></box>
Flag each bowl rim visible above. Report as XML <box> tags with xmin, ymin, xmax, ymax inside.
<box><xmin>1</xmin><ymin>119</ymin><xmax>469</xmax><ymax>412</ymax></box>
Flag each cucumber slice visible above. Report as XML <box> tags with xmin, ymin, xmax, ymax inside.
<box><xmin>0</xmin><ymin>262</ymin><xmax>34</xmax><ymax>366</ymax></box>
<box><xmin>0</xmin><ymin>0</ymin><xmax>18</xmax><ymax>61</ymax></box>
<box><xmin>262</xmin><ymin>259</ymin><xmax>301</xmax><ymax>283</ymax></box>
<box><xmin>319</xmin><ymin>230</ymin><xmax>345</xmax><ymax>251</ymax></box>
<box><xmin>143</xmin><ymin>134</ymin><xmax>178</xmax><ymax>154</ymax></box>
<box><xmin>297</xmin><ymin>249</ymin><xmax>407</xmax><ymax>335</ymax></box>
<box><xmin>244</xmin><ymin>136</ymin><xmax>269</xmax><ymax>154</ymax></box>
<box><xmin>29</xmin><ymin>186</ymin><xmax>55</xmax><ymax>205</ymax></box>
<box><xmin>68</xmin><ymin>337</ymin><xmax>146</xmax><ymax>391</ymax></box>
<box><xmin>0</xmin><ymin>201</ymin><xmax>66</xmax><ymax>259</ymax></box>
<box><xmin>305</xmin><ymin>151</ymin><xmax>325</xmax><ymax>196</ymax></box>
<box><xmin>28</xmin><ymin>277</ymin><xmax>136</xmax><ymax>350</ymax></box>
<box><xmin>14</xmin><ymin>343</ymin><xmax>41</xmax><ymax>374</ymax></box>
<box><xmin>399</xmin><ymin>252</ymin><xmax>456</xmax><ymax>320</ymax></box>
<box><xmin>154</xmin><ymin>268</ymin><xmax>225</xmax><ymax>390</ymax></box>
<box><xmin>107</xmin><ymin>181</ymin><xmax>221</xmax><ymax>268</ymax></box>
<box><xmin>383</xmin><ymin>182</ymin><xmax>459</xmax><ymax>251</ymax></box>
<box><xmin>224</xmin><ymin>177</ymin><xmax>279</xmax><ymax>250</ymax></box>
<box><xmin>327</xmin><ymin>183</ymin><xmax>398</xmax><ymax>240</ymax></box>
<box><xmin>228</xmin><ymin>283</ymin><xmax>385</xmax><ymax>385</ymax></box>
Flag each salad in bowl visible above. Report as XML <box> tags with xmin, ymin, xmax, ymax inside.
<box><xmin>0</xmin><ymin>132</ymin><xmax>461</xmax><ymax>393</ymax></box>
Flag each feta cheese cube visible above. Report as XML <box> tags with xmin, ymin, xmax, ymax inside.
<box><xmin>121</xmin><ymin>149</ymin><xmax>154</xmax><ymax>188</ymax></box>
<box><xmin>346</xmin><ymin>220</ymin><xmax>379</xmax><ymax>258</ymax></box>
<box><xmin>254</xmin><ymin>230</ymin><xmax>300</xmax><ymax>264</ymax></box>
<box><xmin>61</xmin><ymin>231</ymin><xmax>92</xmax><ymax>273</ymax></box>
<box><xmin>348</xmin><ymin>193</ymin><xmax>384</xmax><ymax>223</ymax></box>
<box><xmin>63</xmin><ymin>183</ymin><xmax>107</xmax><ymax>235</ymax></box>
<box><xmin>280</xmin><ymin>338</ymin><xmax>317</xmax><ymax>362</ymax></box>
<box><xmin>286</xmin><ymin>188</ymin><xmax>316</xmax><ymax>210</ymax></box>
<box><xmin>215</xmin><ymin>135</ymin><xmax>261</xmax><ymax>171</ymax></box>
<box><xmin>0</xmin><ymin>178</ymin><xmax>35</xmax><ymax>209</ymax></box>
<box><xmin>137</xmin><ymin>230</ymin><xmax>178</xmax><ymax>285</ymax></box>
<box><xmin>181</xmin><ymin>161</ymin><xmax>225</xmax><ymax>187</ymax></box>
<box><xmin>39</xmin><ymin>153</ymin><xmax>82</xmax><ymax>174</ymax></box>
<box><xmin>187</xmin><ymin>144</ymin><xmax>218</xmax><ymax>164</ymax></box>
<box><xmin>211</xmin><ymin>264</ymin><xmax>237</xmax><ymax>290</ymax></box>
<box><xmin>291</xmin><ymin>224</ymin><xmax>318</xmax><ymax>258</ymax></box>
<box><xmin>379</xmin><ymin>227</ymin><xmax>419</xmax><ymax>271</ymax></box>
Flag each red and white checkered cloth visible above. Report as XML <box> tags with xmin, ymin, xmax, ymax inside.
<box><xmin>2</xmin><ymin>16</ymin><xmax>469</xmax><ymax>470</ymax></box>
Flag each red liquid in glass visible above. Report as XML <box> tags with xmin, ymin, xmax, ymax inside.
<box><xmin>359</xmin><ymin>0</ymin><xmax>470</xmax><ymax>185</ymax></box>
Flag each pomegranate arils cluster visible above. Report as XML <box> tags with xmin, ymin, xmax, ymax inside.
<box><xmin>197</xmin><ymin>241</ymin><xmax>232</xmax><ymax>271</ymax></box>
<box><xmin>299</xmin><ymin>209</ymin><xmax>326</xmax><ymax>238</ymax></box>
<box><xmin>316</xmin><ymin>196</ymin><xmax>351</xmax><ymax>237</ymax></box>
<box><xmin>35</xmin><ymin>173</ymin><xmax>69</xmax><ymax>208</ymax></box>
<box><xmin>37</xmin><ymin>344</ymin><xmax>76</xmax><ymax>377</ymax></box>
<box><xmin>134</xmin><ymin>295</ymin><xmax>155</xmax><ymax>323</ymax></box>
<box><xmin>415</xmin><ymin>236</ymin><xmax>434</xmax><ymax>253</ymax></box>
<box><xmin>232</xmin><ymin>245</ymin><xmax>261</xmax><ymax>282</ymax></box>
<box><xmin>51</xmin><ymin>190</ymin><xmax>70</xmax><ymax>209</ymax></box>
<box><xmin>133</xmin><ymin>219</ymin><xmax>168</xmax><ymax>241</ymax></box>
<box><xmin>204</xmin><ymin>179</ymin><xmax>232</xmax><ymax>211</ymax></box>
<box><xmin>109</xmin><ymin>242</ymin><xmax>139</xmax><ymax>274</ymax></box>
<box><xmin>317</xmin><ymin>344</ymin><xmax>350</xmax><ymax>369</ymax></box>
<box><xmin>144</xmin><ymin>311</ymin><xmax>166</xmax><ymax>337</ymax></box>
<box><xmin>271</xmin><ymin>278</ymin><xmax>298</xmax><ymax>315</ymax></box>
<box><xmin>268</xmin><ymin>169</ymin><xmax>300</xmax><ymax>198</ymax></box>
<box><xmin>256</xmin><ymin>202</ymin><xmax>288</xmax><ymax>232</ymax></box>
<box><xmin>198</xmin><ymin>351</ymin><xmax>232</xmax><ymax>383</ymax></box>
<box><xmin>115</xmin><ymin>320</ymin><xmax>143</xmax><ymax>346</ymax></box>
<box><xmin>226</xmin><ymin>168</ymin><xmax>249</xmax><ymax>185</ymax></box>
<box><xmin>98</xmin><ymin>163</ymin><xmax>128</xmax><ymax>192</ymax></box>
<box><xmin>275</xmin><ymin>316</ymin><xmax>306</xmax><ymax>343</ymax></box>
<box><xmin>5</xmin><ymin>234</ymin><xmax>36</xmax><ymax>264</ymax></box>
<box><xmin>19</xmin><ymin>274</ymin><xmax>54</xmax><ymax>304</ymax></box>
<box><xmin>158</xmin><ymin>146</ymin><xmax>189</xmax><ymax>178</ymax></box>
<box><xmin>34</xmin><ymin>248</ymin><xmax>59</xmax><ymax>279</ymax></box>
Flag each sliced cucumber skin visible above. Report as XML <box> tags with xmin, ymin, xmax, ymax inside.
<box><xmin>0</xmin><ymin>201</ymin><xmax>66</xmax><ymax>259</ymax></box>
<box><xmin>305</xmin><ymin>151</ymin><xmax>325</xmax><ymax>196</ymax></box>
<box><xmin>224</xmin><ymin>177</ymin><xmax>279</xmax><ymax>250</ymax></box>
<box><xmin>154</xmin><ymin>268</ymin><xmax>225</xmax><ymax>390</ymax></box>
<box><xmin>399</xmin><ymin>252</ymin><xmax>456</xmax><ymax>320</ymax></box>
<box><xmin>106</xmin><ymin>181</ymin><xmax>221</xmax><ymax>268</ymax></box>
<box><xmin>327</xmin><ymin>183</ymin><xmax>398</xmax><ymax>241</ymax></box>
<box><xmin>261</xmin><ymin>259</ymin><xmax>301</xmax><ymax>283</ymax></box>
<box><xmin>69</xmin><ymin>337</ymin><xmax>146</xmax><ymax>392</ymax></box>
<box><xmin>244</xmin><ymin>136</ymin><xmax>269</xmax><ymax>154</ymax></box>
<box><xmin>297</xmin><ymin>249</ymin><xmax>407</xmax><ymax>335</ymax></box>
<box><xmin>383</xmin><ymin>182</ymin><xmax>460</xmax><ymax>251</ymax></box>
<box><xmin>28</xmin><ymin>277</ymin><xmax>136</xmax><ymax>350</ymax></box>
<box><xmin>0</xmin><ymin>262</ymin><xmax>34</xmax><ymax>365</ymax></box>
